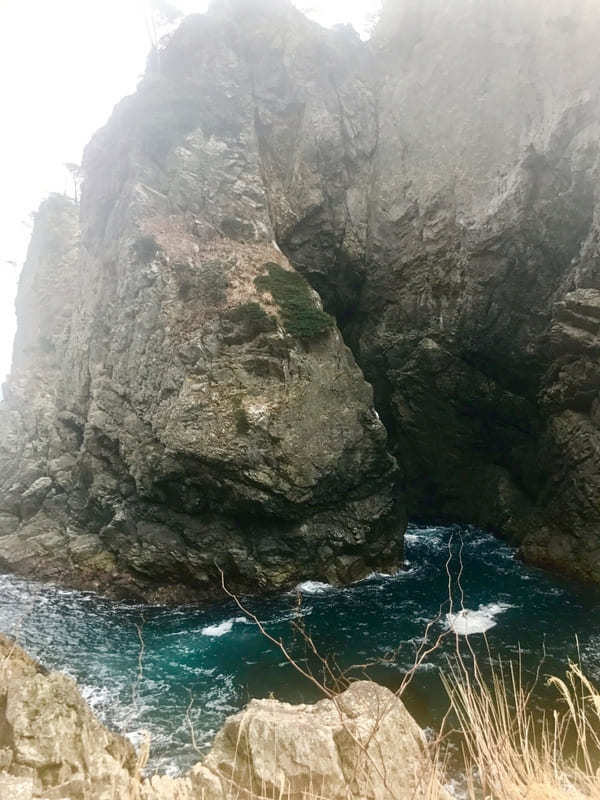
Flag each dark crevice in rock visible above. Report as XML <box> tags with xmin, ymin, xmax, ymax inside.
<box><xmin>279</xmin><ymin>139</ymin><xmax>599</xmax><ymax>554</ymax></box>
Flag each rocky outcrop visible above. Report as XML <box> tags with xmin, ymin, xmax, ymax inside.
<box><xmin>256</xmin><ymin>0</ymin><xmax>600</xmax><ymax>575</ymax></box>
<box><xmin>351</xmin><ymin>0</ymin><xmax>600</xmax><ymax>578</ymax></box>
<box><xmin>0</xmin><ymin>635</ymin><xmax>443</xmax><ymax>800</ymax></box>
<box><xmin>0</xmin><ymin>190</ymin><xmax>402</xmax><ymax>600</ymax></box>
<box><xmin>523</xmin><ymin>288</ymin><xmax>600</xmax><ymax>578</ymax></box>
<box><xmin>198</xmin><ymin>679</ymin><xmax>445</xmax><ymax>800</ymax></box>
<box><xmin>1</xmin><ymin>0</ymin><xmax>600</xmax><ymax>590</ymax></box>
<box><xmin>0</xmin><ymin>634</ymin><xmax>137</xmax><ymax>799</ymax></box>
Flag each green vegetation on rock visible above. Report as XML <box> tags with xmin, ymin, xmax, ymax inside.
<box><xmin>132</xmin><ymin>235</ymin><xmax>160</xmax><ymax>264</ymax></box>
<box><xmin>226</xmin><ymin>302</ymin><xmax>277</xmax><ymax>338</ymax></box>
<box><xmin>255</xmin><ymin>263</ymin><xmax>334</xmax><ymax>341</ymax></box>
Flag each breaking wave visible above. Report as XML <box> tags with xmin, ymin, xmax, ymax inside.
<box><xmin>201</xmin><ymin>617</ymin><xmax>248</xmax><ymax>637</ymax></box>
<box><xmin>446</xmin><ymin>603</ymin><xmax>515</xmax><ymax>635</ymax></box>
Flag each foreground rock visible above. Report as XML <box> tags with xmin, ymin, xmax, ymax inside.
<box><xmin>200</xmin><ymin>680</ymin><xmax>444</xmax><ymax>800</ymax></box>
<box><xmin>0</xmin><ymin>635</ymin><xmax>137</xmax><ymax>799</ymax></box>
<box><xmin>0</xmin><ymin>635</ymin><xmax>443</xmax><ymax>800</ymax></box>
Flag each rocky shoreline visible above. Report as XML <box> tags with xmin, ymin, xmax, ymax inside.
<box><xmin>0</xmin><ymin>634</ymin><xmax>443</xmax><ymax>800</ymax></box>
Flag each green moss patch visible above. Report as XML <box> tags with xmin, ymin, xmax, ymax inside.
<box><xmin>255</xmin><ymin>263</ymin><xmax>334</xmax><ymax>341</ymax></box>
<box><xmin>226</xmin><ymin>302</ymin><xmax>277</xmax><ymax>338</ymax></box>
<box><xmin>132</xmin><ymin>235</ymin><xmax>160</xmax><ymax>264</ymax></box>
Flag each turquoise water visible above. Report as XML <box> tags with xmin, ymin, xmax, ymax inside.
<box><xmin>1</xmin><ymin>524</ymin><xmax>599</xmax><ymax>776</ymax></box>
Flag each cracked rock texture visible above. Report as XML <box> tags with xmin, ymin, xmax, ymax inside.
<box><xmin>0</xmin><ymin>634</ymin><xmax>138</xmax><ymax>799</ymax></box>
<box><xmin>1</xmin><ymin>0</ymin><xmax>600</xmax><ymax>593</ymax></box>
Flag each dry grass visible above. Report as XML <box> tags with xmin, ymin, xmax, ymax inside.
<box><xmin>143</xmin><ymin>211</ymin><xmax>288</xmax><ymax>311</ymax></box>
<box><xmin>439</xmin><ymin>654</ymin><xmax>600</xmax><ymax>800</ymax></box>
<box><xmin>137</xmin><ymin>648</ymin><xmax>600</xmax><ymax>798</ymax></box>
<box><xmin>217</xmin><ymin>655</ymin><xmax>600</xmax><ymax>800</ymax></box>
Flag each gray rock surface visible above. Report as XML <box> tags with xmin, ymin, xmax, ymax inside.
<box><xmin>225</xmin><ymin>0</ymin><xmax>600</xmax><ymax>579</ymax></box>
<box><xmin>2</xmin><ymin>0</ymin><xmax>600</xmax><ymax>590</ymax></box>
<box><xmin>0</xmin><ymin>187</ymin><xmax>402</xmax><ymax>601</ymax></box>
<box><xmin>362</xmin><ymin>0</ymin><xmax>600</xmax><ymax>577</ymax></box>
<box><xmin>201</xmin><ymin>679</ymin><xmax>447</xmax><ymax>800</ymax></box>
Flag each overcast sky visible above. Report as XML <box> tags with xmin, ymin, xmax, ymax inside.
<box><xmin>0</xmin><ymin>0</ymin><xmax>380</xmax><ymax>385</ymax></box>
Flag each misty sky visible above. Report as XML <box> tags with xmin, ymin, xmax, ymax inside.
<box><xmin>0</xmin><ymin>0</ymin><xmax>380</xmax><ymax>384</ymax></box>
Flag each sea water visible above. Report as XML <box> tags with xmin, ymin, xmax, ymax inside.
<box><xmin>1</xmin><ymin>524</ymin><xmax>599</xmax><ymax>776</ymax></box>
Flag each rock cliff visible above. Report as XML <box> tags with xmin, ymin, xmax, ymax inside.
<box><xmin>362</xmin><ymin>0</ymin><xmax>600</xmax><ymax>580</ymax></box>
<box><xmin>1</xmin><ymin>0</ymin><xmax>600</xmax><ymax>593</ymax></box>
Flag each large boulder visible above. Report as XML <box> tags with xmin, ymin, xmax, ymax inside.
<box><xmin>202</xmin><ymin>680</ymin><xmax>444</xmax><ymax>800</ymax></box>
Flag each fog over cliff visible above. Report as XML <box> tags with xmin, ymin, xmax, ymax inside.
<box><xmin>0</xmin><ymin>0</ymin><xmax>380</xmax><ymax>385</ymax></box>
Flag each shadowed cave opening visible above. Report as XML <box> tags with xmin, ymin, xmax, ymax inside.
<box><xmin>274</xmin><ymin>199</ymin><xmax>591</xmax><ymax>550</ymax></box>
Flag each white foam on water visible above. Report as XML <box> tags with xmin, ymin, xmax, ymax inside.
<box><xmin>363</xmin><ymin>571</ymin><xmax>393</xmax><ymax>580</ymax></box>
<box><xmin>201</xmin><ymin>617</ymin><xmax>247</xmax><ymax>637</ymax></box>
<box><xmin>353</xmin><ymin>567</ymin><xmax>419</xmax><ymax>586</ymax></box>
<box><xmin>404</xmin><ymin>526</ymin><xmax>447</xmax><ymax>550</ymax></box>
<box><xmin>294</xmin><ymin>580</ymin><xmax>333</xmax><ymax>594</ymax></box>
<box><xmin>415</xmin><ymin>661</ymin><xmax>438</xmax><ymax>672</ymax></box>
<box><xmin>446</xmin><ymin>603</ymin><xmax>514</xmax><ymax>636</ymax></box>
<box><xmin>80</xmin><ymin>683</ymin><xmax>115</xmax><ymax>709</ymax></box>
<box><xmin>581</xmin><ymin>635</ymin><xmax>600</xmax><ymax>682</ymax></box>
<box><xmin>261</xmin><ymin>607</ymin><xmax>313</xmax><ymax>625</ymax></box>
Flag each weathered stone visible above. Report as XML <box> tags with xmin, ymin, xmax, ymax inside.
<box><xmin>204</xmin><ymin>681</ymin><xmax>444</xmax><ymax>800</ymax></box>
<box><xmin>0</xmin><ymin>635</ymin><xmax>137</xmax><ymax>800</ymax></box>
<box><xmin>20</xmin><ymin>477</ymin><xmax>53</xmax><ymax>519</ymax></box>
<box><xmin>0</xmin><ymin>203</ymin><xmax>402</xmax><ymax>600</ymax></box>
<box><xmin>0</xmin><ymin>773</ymin><xmax>33</xmax><ymax>800</ymax></box>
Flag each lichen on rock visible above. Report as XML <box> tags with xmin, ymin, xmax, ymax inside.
<box><xmin>0</xmin><ymin>635</ymin><xmax>137</xmax><ymax>800</ymax></box>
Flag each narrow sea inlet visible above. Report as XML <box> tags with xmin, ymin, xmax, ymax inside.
<box><xmin>1</xmin><ymin>525</ymin><xmax>599</xmax><ymax>776</ymax></box>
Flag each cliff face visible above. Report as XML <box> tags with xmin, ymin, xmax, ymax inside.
<box><xmin>1</xmin><ymin>0</ymin><xmax>600</xmax><ymax>596</ymax></box>
<box><xmin>0</xmin><ymin>2</ymin><xmax>404</xmax><ymax>602</ymax></box>
<box><xmin>364</xmin><ymin>0</ymin><xmax>600</xmax><ymax>578</ymax></box>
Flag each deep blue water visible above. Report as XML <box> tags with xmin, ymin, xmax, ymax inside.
<box><xmin>1</xmin><ymin>524</ymin><xmax>599</xmax><ymax>776</ymax></box>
